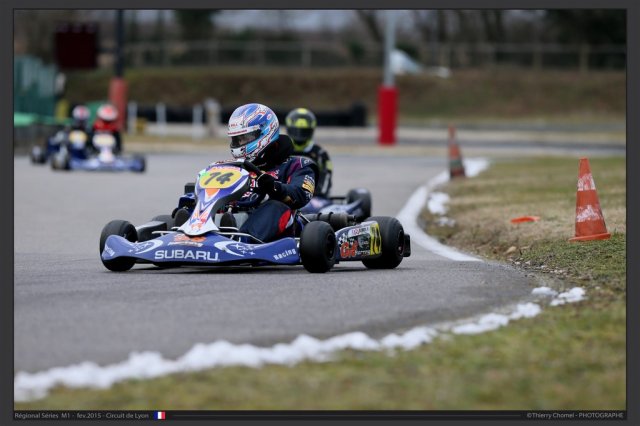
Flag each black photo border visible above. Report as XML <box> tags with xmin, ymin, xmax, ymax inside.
<box><xmin>2</xmin><ymin>0</ymin><xmax>637</xmax><ymax>425</ymax></box>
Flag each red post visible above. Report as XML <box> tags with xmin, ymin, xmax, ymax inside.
<box><xmin>378</xmin><ymin>85</ymin><xmax>397</xmax><ymax>145</ymax></box>
<box><xmin>108</xmin><ymin>77</ymin><xmax>128</xmax><ymax>131</ymax></box>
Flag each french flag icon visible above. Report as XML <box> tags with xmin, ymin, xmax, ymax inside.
<box><xmin>156</xmin><ymin>411</ymin><xmax>166</xmax><ymax>420</ymax></box>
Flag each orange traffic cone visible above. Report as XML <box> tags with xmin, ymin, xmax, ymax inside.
<box><xmin>569</xmin><ymin>158</ymin><xmax>611</xmax><ymax>242</ymax></box>
<box><xmin>448</xmin><ymin>125</ymin><xmax>465</xmax><ymax>179</ymax></box>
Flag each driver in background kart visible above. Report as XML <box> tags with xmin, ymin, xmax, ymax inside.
<box><xmin>285</xmin><ymin>108</ymin><xmax>333</xmax><ymax>198</ymax></box>
<box><xmin>89</xmin><ymin>103</ymin><xmax>123</xmax><ymax>154</ymax></box>
<box><xmin>210</xmin><ymin>102</ymin><xmax>318</xmax><ymax>242</ymax></box>
<box><xmin>47</xmin><ymin>104</ymin><xmax>91</xmax><ymax>147</ymax></box>
<box><xmin>70</xmin><ymin>104</ymin><xmax>91</xmax><ymax>132</ymax></box>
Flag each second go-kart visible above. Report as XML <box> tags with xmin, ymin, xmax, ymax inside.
<box><xmin>51</xmin><ymin>132</ymin><xmax>145</xmax><ymax>173</ymax></box>
<box><xmin>300</xmin><ymin>188</ymin><xmax>372</xmax><ymax>222</ymax></box>
<box><xmin>99</xmin><ymin>160</ymin><xmax>410</xmax><ymax>273</ymax></box>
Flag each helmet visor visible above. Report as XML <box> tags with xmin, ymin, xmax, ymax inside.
<box><xmin>287</xmin><ymin>127</ymin><xmax>314</xmax><ymax>143</ymax></box>
<box><xmin>231</xmin><ymin>129</ymin><xmax>262</xmax><ymax>148</ymax></box>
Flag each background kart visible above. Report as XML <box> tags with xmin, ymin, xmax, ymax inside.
<box><xmin>100</xmin><ymin>160</ymin><xmax>410</xmax><ymax>273</ymax></box>
<box><xmin>300</xmin><ymin>188</ymin><xmax>372</xmax><ymax>222</ymax></box>
<box><xmin>50</xmin><ymin>132</ymin><xmax>145</xmax><ymax>173</ymax></box>
<box><xmin>30</xmin><ymin>128</ymin><xmax>89</xmax><ymax>165</ymax></box>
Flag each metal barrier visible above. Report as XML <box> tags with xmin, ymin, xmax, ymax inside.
<box><xmin>123</xmin><ymin>40</ymin><xmax>625</xmax><ymax>71</ymax></box>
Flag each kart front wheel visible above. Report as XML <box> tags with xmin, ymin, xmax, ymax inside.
<box><xmin>51</xmin><ymin>152</ymin><xmax>70</xmax><ymax>171</ymax></box>
<box><xmin>99</xmin><ymin>219</ymin><xmax>138</xmax><ymax>272</ymax></box>
<box><xmin>300</xmin><ymin>221</ymin><xmax>336</xmax><ymax>273</ymax></box>
<box><xmin>362</xmin><ymin>216</ymin><xmax>405</xmax><ymax>269</ymax></box>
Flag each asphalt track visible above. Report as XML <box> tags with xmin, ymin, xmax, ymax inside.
<box><xmin>14</xmin><ymin>150</ymin><xmax>538</xmax><ymax>373</ymax></box>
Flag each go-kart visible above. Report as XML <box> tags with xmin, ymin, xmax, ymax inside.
<box><xmin>51</xmin><ymin>132</ymin><xmax>145</xmax><ymax>173</ymax></box>
<box><xmin>99</xmin><ymin>160</ymin><xmax>410</xmax><ymax>273</ymax></box>
<box><xmin>300</xmin><ymin>188</ymin><xmax>372</xmax><ymax>222</ymax></box>
<box><xmin>30</xmin><ymin>128</ymin><xmax>89</xmax><ymax>165</ymax></box>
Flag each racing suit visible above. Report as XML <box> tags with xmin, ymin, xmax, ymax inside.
<box><xmin>206</xmin><ymin>135</ymin><xmax>318</xmax><ymax>242</ymax></box>
<box><xmin>235</xmin><ymin>155</ymin><xmax>317</xmax><ymax>242</ymax></box>
<box><xmin>295</xmin><ymin>143</ymin><xmax>333</xmax><ymax>198</ymax></box>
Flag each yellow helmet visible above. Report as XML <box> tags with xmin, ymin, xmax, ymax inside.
<box><xmin>285</xmin><ymin>108</ymin><xmax>316</xmax><ymax>152</ymax></box>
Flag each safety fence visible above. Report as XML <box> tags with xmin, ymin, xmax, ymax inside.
<box><xmin>122</xmin><ymin>40</ymin><xmax>625</xmax><ymax>71</ymax></box>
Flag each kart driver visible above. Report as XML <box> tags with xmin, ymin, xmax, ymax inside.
<box><xmin>90</xmin><ymin>103</ymin><xmax>123</xmax><ymax>154</ymax></box>
<box><xmin>70</xmin><ymin>104</ymin><xmax>91</xmax><ymax>132</ymax></box>
<box><xmin>285</xmin><ymin>108</ymin><xmax>333</xmax><ymax>198</ymax></box>
<box><xmin>214</xmin><ymin>103</ymin><xmax>318</xmax><ymax>242</ymax></box>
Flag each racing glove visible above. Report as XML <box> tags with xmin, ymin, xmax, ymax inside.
<box><xmin>255</xmin><ymin>173</ymin><xmax>284</xmax><ymax>199</ymax></box>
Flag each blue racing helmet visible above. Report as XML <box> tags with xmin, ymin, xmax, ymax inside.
<box><xmin>228</xmin><ymin>103</ymin><xmax>279</xmax><ymax>162</ymax></box>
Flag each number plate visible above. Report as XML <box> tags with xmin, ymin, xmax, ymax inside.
<box><xmin>198</xmin><ymin>166</ymin><xmax>244</xmax><ymax>189</ymax></box>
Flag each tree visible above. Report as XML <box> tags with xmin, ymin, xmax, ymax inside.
<box><xmin>544</xmin><ymin>10</ymin><xmax>625</xmax><ymax>44</ymax></box>
<box><xmin>174</xmin><ymin>10</ymin><xmax>219</xmax><ymax>41</ymax></box>
<box><xmin>355</xmin><ymin>10</ymin><xmax>383</xmax><ymax>44</ymax></box>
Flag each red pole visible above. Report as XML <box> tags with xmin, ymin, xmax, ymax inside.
<box><xmin>108</xmin><ymin>77</ymin><xmax>128</xmax><ymax>131</ymax></box>
<box><xmin>378</xmin><ymin>85</ymin><xmax>397</xmax><ymax>145</ymax></box>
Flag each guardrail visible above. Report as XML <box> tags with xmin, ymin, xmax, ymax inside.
<box><xmin>121</xmin><ymin>40</ymin><xmax>625</xmax><ymax>71</ymax></box>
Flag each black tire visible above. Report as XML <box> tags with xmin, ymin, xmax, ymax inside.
<box><xmin>30</xmin><ymin>146</ymin><xmax>46</xmax><ymax>164</ymax></box>
<box><xmin>173</xmin><ymin>208</ymin><xmax>191</xmax><ymax>227</ymax></box>
<box><xmin>99</xmin><ymin>220</ymin><xmax>138</xmax><ymax>272</ymax></box>
<box><xmin>346</xmin><ymin>188</ymin><xmax>372</xmax><ymax>220</ymax></box>
<box><xmin>134</xmin><ymin>155</ymin><xmax>146</xmax><ymax>173</ymax></box>
<box><xmin>152</xmin><ymin>214</ymin><xmax>174</xmax><ymax>230</ymax></box>
<box><xmin>51</xmin><ymin>152</ymin><xmax>70</xmax><ymax>171</ymax></box>
<box><xmin>362</xmin><ymin>216</ymin><xmax>405</xmax><ymax>269</ymax></box>
<box><xmin>300</xmin><ymin>221</ymin><xmax>336</xmax><ymax>273</ymax></box>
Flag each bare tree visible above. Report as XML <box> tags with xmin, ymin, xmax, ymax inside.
<box><xmin>436</xmin><ymin>11</ymin><xmax>449</xmax><ymax>42</ymax></box>
<box><xmin>355</xmin><ymin>10</ymin><xmax>383</xmax><ymax>44</ymax></box>
<box><xmin>15</xmin><ymin>10</ymin><xmax>79</xmax><ymax>62</ymax></box>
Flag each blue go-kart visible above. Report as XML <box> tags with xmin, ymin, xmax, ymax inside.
<box><xmin>45</xmin><ymin>131</ymin><xmax>145</xmax><ymax>173</ymax></box>
<box><xmin>99</xmin><ymin>160</ymin><xmax>410</xmax><ymax>273</ymax></box>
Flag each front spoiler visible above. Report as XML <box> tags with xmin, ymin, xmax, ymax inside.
<box><xmin>101</xmin><ymin>232</ymin><xmax>300</xmax><ymax>266</ymax></box>
<box><xmin>70</xmin><ymin>156</ymin><xmax>143</xmax><ymax>172</ymax></box>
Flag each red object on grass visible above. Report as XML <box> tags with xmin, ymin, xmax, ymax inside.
<box><xmin>378</xmin><ymin>85</ymin><xmax>397</xmax><ymax>145</ymax></box>
<box><xmin>510</xmin><ymin>216</ymin><xmax>541</xmax><ymax>224</ymax></box>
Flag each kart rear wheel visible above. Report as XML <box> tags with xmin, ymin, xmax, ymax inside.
<box><xmin>100</xmin><ymin>220</ymin><xmax>138</xmax><ymax>272</ymax></box>
<box><xmin>362</xmin><ymin>216</ymin><xmax>405</xmax><ymax>270</ymax></box>
<box><xmin>346</xmin><ymin>188</ymin><xmax>372</xmax><ymax>221</ymax></box>
<box><xmin>152</xmin><ymin>214</ymin><xmax>174</xmax><ymax>231</ymax></box>
<box><xmin>300</xmin><ymin>221</ymin><xmax>336</xmax><ymax>273</ymax></box>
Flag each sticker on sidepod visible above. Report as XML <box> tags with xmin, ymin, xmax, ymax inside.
<box><xmin>337</xmin><ymin>222</ymin><xmax>381</xmax><ymax>258</ymax></box>
<box><xmin>198</xmin><ymin>166</ymin><xmax>244</xmax><ymax>190</ymax></box>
